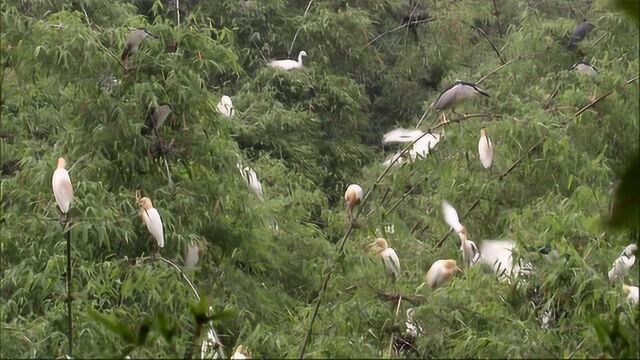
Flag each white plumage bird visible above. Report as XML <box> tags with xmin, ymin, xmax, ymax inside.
<box><xmin>368</xmin><ymin>238</ymin><xmax>401</xmax><ymax>282</ymax></box>
<box><xmin>608</xmin><ymin>244</ymin><xmax>637</xmax><ymax>283</ymax></box>
<box><xmin>425</xmin><ymin>259</ymin><xmax>463</xmax><ymax>289</ymax></box>
<box><xmin>52</xmin><ymin>157</ymin><xmax>74</xmax><ymax>214</ymax></box>
<box><xmin>268</xmin><ymin>50</ymin><xmax>307</xmax><ymax>70</ymax></box>
<box><xmin>138</xmin><ymin>196</ymin><xmax>164</xmax><ymax>248</ymax></box>
<box><xmin>217</xmin><ymin>95</ymin><xmax>234</xmax><ymax>118</ymax></box>
<box><xmin>441</xmin><ymin>201</ymin><xmax>480</xmax><ymax>268</ymax></box>
<box><xmin>344</xmin><ymin>184</ymin><xmax>363</xmax><ymax>223</ymax></box>
<box><xmin>237</xmin><ymin>164</ymin><xmax>264</xmax><ymax>201</ymax></box>
<box><xmin>200</xmin><ymin>306</ymin><xmax>222</xmax><ymax>359</ymax></box>
<box><xmin>382</xmin><ymin>128</ymin><xmax>442</xmax><ymax>166</ymax></box>
<box><xmin>478</xmin><ymin>128</ymin><xmax>493</xmax><ymax>169</ymax></box>
<box><xmin>622</xmin><ymin>284</ymin><xmax>639</xmax><ymax>305</ymax></box>
<box><xmin>442</xmin><ymin>200</ymin><xmax>464</xmax><ymax>234</ymax></box>
<box><xmin>231</xmin><ymin>345</ymin><xmax>250</xmax><ymax>359</ymax></box>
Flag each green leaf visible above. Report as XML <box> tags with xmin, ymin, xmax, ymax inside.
<box><xmin>608</xmin><ymin>151</ymin><xmax>640</xmax><ymax>230</ymax></box>
<box><xmin>614</xmin><ymin>0</ymin><xmax>640</xmax><ymax>26</ymax></box>
<box><xmin>88</xmin><ymin>308</ymin><xmax>136</xmax><ymax>344</ymax></box>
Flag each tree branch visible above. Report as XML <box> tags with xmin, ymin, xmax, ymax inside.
<box><xmin>362</xmin><ymin>18</ymin><xmax>436</xmax><ymax>49</ymax></box>
<box><xmin>499</xmin><ymin>138</ymin><xmax>545</xmax><ymax>180</ymax></box>
<box><xmin>573</xmin><ymin>76</ymin><xmax>638</xmax><ymax>117</ymax></box>
<box><xmin>476</xmin><ymin>56</ymin><xmax>520</xmax><ymax>85</ymax></box>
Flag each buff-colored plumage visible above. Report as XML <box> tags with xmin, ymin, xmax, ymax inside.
<box><xmin>426</xmin><ymin>259</ymin><xmax>462</xmax><ymax>289</ymax></box>
<box><xmin>478</xmin><ymin>129</ymin><xmax>493</xmax><ymax>169</ymax></box>
<box><xmin>231</xmin><ymin>345</ymin><xmax>250</xmax><ymax>359</ymax></box>
<box><xmin>344</xmin><ymin>184</ymin><xmax>363</xmax><ymax>223</ymax></box>
<box><xmin>138</xmin><ymin>197</ymin><xmax>164</xmax><ymax>248</ymax></box>
<box><xmin>52</xmin><ymin>157</ymin><xmax>74</xmax><ymax>214</ymax></box>
<box><xmin>622</xmin><ymin>284</ymin><xmax>639</xmax><ymax>305</ymax></box>
<box><xmin>368</xmin><ymin>238</ymin><xmax>401</xmax><ymax>281</ymax></box>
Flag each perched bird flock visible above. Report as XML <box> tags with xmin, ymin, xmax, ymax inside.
<box><xmin>39</xmin><ymin>9</ymin><xmax>637</xmax><ymax>358</ymax></box>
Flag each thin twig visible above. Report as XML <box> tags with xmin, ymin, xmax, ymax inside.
<box><xmin>384</xmin><ymin>176</ymin><xmax>429</xmax><ymax>217</ymax></box>
<box><xmin>469</xmin><ymin>23</ymin><xmax>505</xmax><ymax>64</ymax></box>
<box><xmin>499</xmin><ymin>138</ymin><xmax>545</xmax><ymax>180</ymax></box>
<box><xmin>435</xmin><ymin>199</ymin><xmax>480</xmax><ymax>248</ymax></box>
<box><xmin>373</xmin><ymin>288</ymin><xmax>426</xmax><ymax>305</ymax></box>
<box><xmin>589</xmin><ymin>33</ymin><xmax>607</xmax><ymax>49</ymax></box>
<box><xmin>543</xmin><ymin>88</ymin><xmax>559</xmax><ymax>110</ymax></box>
<box><xmin>95</xmin><ymin>39</ymin><xmax>127</xmax><ymax>71</ymax></box>
<box><xmin>492</xmin><ymin>0</ymin><xmax>504</xmax><ymax>35</ymax></box>
<box><xmin>288</xmin><ymin>0</ymin><xmax>314</xmax><ymax>57</ymax></box>
<box><xmin>362</xmin><ymin>18</ymin><xmax>436</xmax><ymax>49</ymax></box>
<box><xmin>476</xmin><ymin>56</ymin><xmax>520</xmax><ymax>85</ymax></box>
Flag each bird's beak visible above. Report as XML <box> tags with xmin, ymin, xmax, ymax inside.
<box><xmin>455</xmin><ymin>266</ymin><xmax>464</xmax><ymax>273</ymax></box>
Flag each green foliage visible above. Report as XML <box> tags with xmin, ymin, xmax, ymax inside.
<box><xmin>1</xmin><ymin>0</ymin><xmax>638</xmax><ymax>358</ymax></box>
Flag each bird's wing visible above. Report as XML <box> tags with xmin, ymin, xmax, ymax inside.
<box><xmin>442</xmin><ymin>201</ymin><xmax>463</xmax><ymax>232</ymax></box>
<box><xmin>478</xmin><ymin>134</ymin><xmax>493</xmax><ymax>168</ymax></box>
<box><xmin>248</xmin><ymin>170</ymin><xmax>264</xmax><ymax>200</ymax></box>
<box><xmin>53</xmin><ymin>170</ymin><xmax>74</xmax><ymax>212</ymax></box>
<box><xmin>385</xmin><ymin>248</ymin><xmax>401</xmax><ymax>277</ymax></box>
<box><xmin>382</xmin><ymin>128</ymin><xmax>425</xmax><ymax>144</ymax></box>
<box><xmin>146</xmin><ymin>208</ymin><xmax>164</xmax><ymax>248</ymax></box>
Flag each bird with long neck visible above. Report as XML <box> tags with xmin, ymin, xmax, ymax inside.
<box><xmin>425</xmin><ymin>259</ymin><xmax>463</xmax><ymax>289</ymax></box>
<box><xmin>367</xmin><ymin>238</ymin><xmax>401</xmax><ymax>283</ymax></box>
<box><xmin>344</xmin><ymin>184</ymin><xmax>363</xmax><ymax>224</ymax></box>
<box><xmin>137</xmin><ymin>193</ymin><xmax>164</xmax><ymax>251</ymax></box>
<box><xmin>442</xmin><ymin>201</ymin><xmax>480</xmax><ymax>268</ymax></box>
<box><xmin>267</xmin><ymin>50</ymin><xmax>307</xmax><ymax>70</ymax></box>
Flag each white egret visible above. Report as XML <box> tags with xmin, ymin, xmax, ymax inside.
<box><xmin>477</xmin><ymin>240</ymin><xmax>532</xmax><ymax>280</ymax></box>
<box><xmin>478</xmin><ymin>128</ymin><xmax>493</xmax><ymax>169</ymax></box>
<box><xmin>608</xmin><ymin>244</ymin><xmax>637</xmax><ymax>283</ymax></box>
<box><xmin>184</xmin><ymin>241</ymin><xmax>200</xmax><ymax>268</ymax></box>
<box><xmin>367</xmin><ymin>238</ymin><xmax>401</xmax><ymax>282</ymax></box>
<box><xmin>217</xmin><ymin>95</ymin><xmax>234</xmax><ymax>118</ymax></box>
<box><xmin>237</xmin><ymin>164</ymin><xmax>264</xmax><ymax>201</ymax></box>
<box><xmin>268</xmin><ymin>50</ymin><xmax>307</xmax><ymax>70</ymax></box>
<box><xmin>622</xmin><ymin>284</ymin><xmax>639</xmax><ymax>305</ymax></box>
<box><xmin>433</xmin><ymin>80</ymin><xmax>489</xmax><ymax>123</ymax></box>
<box><xmin>426</xmin><ymin>259</ymin><xmax>463</xmax><ymax>289</ymax></box>
<box><xmin>344</xmin><ymin>184</ymin><xmax>363</xmax><ymax>223</ymax></box>
<box><xmin>121</xmin><ymin>29</ymin><xmax>157</xmax><ymax>70</ymax></box>
<box><xmin>137</xmin><ymin>196</ymin><xmax>164</xmax><ymax>249</ymax></box>
<box><xmin>52</xmin><ymin>157</ymin><xmax>74</xmax><ymax>215</ymax></box>
<box><xmin>442</xmin><ymin>201</ymin><xmax>479</xmax><ymax>268</ymax></box>
<box><xmin>231</xmin><ymin>345</ymin><xmax>250</xmax><ymax>359</ymax></box>
<box><xmin>382</xmin><ymin>128</ymin><xmax>442</xmax><ymax>166</ymax></box>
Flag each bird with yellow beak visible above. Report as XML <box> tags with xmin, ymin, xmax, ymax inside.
<box><xmin>52</xmin><ymin>157</ymin><xmax>74</xmax><ymax>216</ymax></box>
<box><xmin>344</xmin><ymin>184</ymin><xmax>363</xmax><ymax>224</ymax></box>
<box><xmin>426</xmin><ymin>259</ymin><xmax>463</xmax><ymax>289</ymax></box>
<box><xmin>367</xmin><ymin>238</ymin><xmax>401</xmax><ymax>283</ymax></box>
<box><xmin>136</xmin><ymin>192</ymin><xmax>164</xmax><ymax>249</ymax></box>
<box><xmin>478</xmin><ymin>128</ymin><xmax>493</xmax><ymax>169</ymax></box>
<box><xmin>442</xmin><ymin>201</ymin><xmax>480</xmax><ymax>268</ymax></box>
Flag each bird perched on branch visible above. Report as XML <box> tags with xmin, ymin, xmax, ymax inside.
<box><xmin>231</xmin><ymin>345</ymin><xmax>251</xmax><ymax>359</ymax></box>
<box><xmin>393</xmin><ymin>308</ymin><xmax>422</xmax><ymax>355</ymax></box>
<box><xmin>608</xmin><ymin>244</ymin><xmax>637</xmax><ymax>283</ymax></box>
<box><xmin>344</xmin><ymin>184</ymin><xmax>363</xmax><ymax>224</ymax></box>
<box><xmin>478</xmin><ymin>128</ymin><xmax>493</xmax><ymax>169</ymax></box>
<box><xmin>217</xmin><ymin>95</ymin><xmax>235</xmax><ymax>118</ymax></box>
<box><xmin>442</xmin><ymin>201</ymin><xmax>480</xmax><ymax>268</ymax></box>
<box><xmin>367</xmin><ymin>238</ymin><xmax>401</xmax><ymax>283</ymax></box>
<box><xmin>121</xmin><ymin>29</ymin><xmax>157</xmax><ymax>70</ymax></box>
<box><xmin>141</xmin><ymin>104</ymin><xmax>173</xmax><ymax>136</ymax></box>
<box><xmin>136</xmin><ymin>192</ymin><xmax>164</xmax><ymax>250</ymax></box>
<box><xmin>52</xmin><ymin>157</ymin><xmax>74</xmax><ymax>217</ymax></box>
<box><xmin>237</xmin><ymin>164</ymin><xmax>264</xmax><ymax>201</ymax></box>
<box><xmin>268</xmin><ymin>51</ymin><xmax>307</xmax><ymax>70</ymax></box>
<box><xmin>622</xmin><ymin>284</ymin><xmax>639</xmax><ymax>305</ymax></box>
<box><xmin>433</xmin><ymin>80</ymin><xmax>489</xmax><ymax>124</ymax></box>
<box><xmin>568</xmin><ymin>61</ymin><xmax>598</xmax><ymax>76</ymax></box>
<box><xmin>426</xmin><ymin>259</ymin><xmax>463</xmax><ymax>289</ymax></box>
<box><xmin>568</xmin><ymin>19</ymin><xmax>594</xmax><ymax>49</ymax></box>
<box><xmin>382</xmin><ymin>128</ymin><xmax>442</xmax><ymax>166</ymax></box>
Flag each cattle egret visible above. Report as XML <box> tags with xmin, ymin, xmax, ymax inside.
<box><xmin>122</xmin><ymin>29</ymin><xmax>157</xmax><ymax>69</ymax></box>
<box><xmin>141</xmin><ymin>104</ymin><xmax>173</xmax><ymax>136</ymax></box>
<box><xmin>393</xmin><ymin>308</ymin><xmax>422</xmax><ymax>355</ymax></box>
<box><xmin>184</xmin><ymin>241</ymin><xmax>200</xmax><ymax>268</ymax></box>
<box><xmin>237</xmin><ymin>164</ymin><xmax>264</xmax><ymax>201</ymax></box>
<box><xmin>231</xmin><ymin>345</ymin><xmax>250</xmax><ymax>359</ymax></box>
<box><xmin>478</xmin><ymin>128</ymin><xmax>493</xmax><ymax>169</ymax></box>
<box><xmin>568</xmin><ymin>20</ymin><xmax>594</xmax><ymax>49</ymax></box>
<box><xmin>367</xmin><ymin>238</ymin><xmax>401</xmax><ymax>282</ymax></box>
<box><xmin>608</xmin><ymin>244</ymin><xmax>637</xmax><ymax>283</ymax></box>
<box><xmin>622</xmin><ymin>284</ymin><xmax>639</xmax><ymax>305</ymax></box>
<box><xmin>382</xmin><ymin>128</ymin><xmax>442</xmax><ymax>166</ymax></box>
<box><xmin>569</xmin><ymin>61</ymin><xmax>598</xmax><ymax>76</ymax></box>
<box><xmin>217</xmin><ymin>95</ymin><xmax>234</xmax><ymax>118</ymax></box>
<box><xmin>137</xmin><ymin>196</ymin><xmax>164</xmax><ymax>248</ymax></box>
<box><xmin>268</xmin><ymin>50</ymin><xmax>307</xmax><ymax>70</ymax></box>
<box><xmin>477</xmin><ymin>240</ymin><xmax>533</xmax><ymax>280</ymax></box>
<box><xmin>426</xmin><ymin>259</ymin><xmax>463</xmax><ymax>289</ymax></box>
<box><xmin>344</xmin><ymin>184</ymin><xmax>363</xmax><ymax>223</ymax></box>
<box><xmin>441</xmin><ymin>201</ymin><xmax>479</xmax><ymax>268</ymax></box>
<box><xmin>52</xmin><ymin>157</ymin><xmax>74</xmax><ymax>215</ymax></box>
<box><xmin>433</xmin><ymin>80</ymin><xmax>489</xmax><ymax>123</ymax></box>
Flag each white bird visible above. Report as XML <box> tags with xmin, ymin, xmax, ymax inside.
<box><xmin>442</xmin><ymin>200</ymin><xmax>464</xmax><ymax>234</ymax></box>
<box><xmin>393</xmin><ymin>308</ymin><xmax>422</xmax><ymax>355</ymax></box>
<box><xmin>138</xmin><ymin>196</ymin><xmax>164</xmax><ymax>248</ymax></box>
<box><xmin>231</xmin><ymin>345</ymin><xmax>250</xmax><ymax>359</ymax></box>
<box><xmin>237</xmin><ymin>164</ymin><xmax>264</xmax><ymax>201</ymax></box>
<box><xmin>344</xmin><ymin>184</ymin><xmax>363</xmax><ymax>223</ymax></box>
<box><xmin>441</xmin><ymin>201</ymin><xmax>478</xmax><ymax>267</ymax></box>
<box><xmin>217</xmin><ymin>95</ymin><xmax>234</xmax><ymax>118</ymax></box>
<box><xmin>52</xmin><ymin>157</ymin><xmax>74</xmax><ymax>214</ymax></box>
<box><xmin>368</xmin><ymin>238</ymin><xmax>401</xmax><ymax>282</ymax></box>
<box><xmin>622</xmin><ymin>284</ymin><xmax>639</xmax><ymax>305</ymax></box>
<box><xmin>608</xmin><ymin>244</ymin><xmax>637</xmax><ymax>283</ymax></box>
<box><xmin>200</xmin><ymin>306</ymin><xmax>221</xmax><ymax>359</ymax></box>
<box><xmin>184</xmin><ymin>241</ymin><xmax>200</xmax><ymax>268</ymax></box>
<box><xmin>478</xmin><ymin>128</ymin><xmax>493</xmax><ymax>169</ymax></box>
<box><xmin>268</xmin><ymin>50</ymin><xmax>307</xmax><ymax>70</ymax></box>
<box><xmin>426</xmin><ymin>259</ymin><xmax>463</xmax><ymax>289</ymax></box>
<box><xmin>478</xmin><ymin>240</ymin><xmax>532</xmax><ymax>281</ymax></box>
<box><xmin>382</xmin><ymin>128</ymin><xmax>442</xmax><ymax>166</ymax></box>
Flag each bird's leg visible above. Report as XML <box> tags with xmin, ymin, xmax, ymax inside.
<box><xmin>441</xmin><ymin>112</ymin><xmax>448</xmax><ymax>124</ymax></box>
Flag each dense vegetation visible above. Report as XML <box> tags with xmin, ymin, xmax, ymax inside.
<box><xmin>1</xmin><ymin>0</ymin><xmax>638</xmax><ymax>358</ymax></box>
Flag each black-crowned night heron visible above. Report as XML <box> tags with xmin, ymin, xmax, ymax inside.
<box><xmin>608</xmin><ymin>244</ymin><xmax>637</xmax><ymax>283</ymax></box>
<box><xmin>568</xmin><ymin>20</ymin><xmax>594</xmax><ymax>49</ymax></box>
<box><xmin>268</xmin><ymin>51</ymin><xmax>307</xmax><ymax>70</ymax></box>
<box><xmin>568</xmin><ymin>61</ymin><xmax>598</xmax><ymax>76</ymax></box>
<box><xmin>433</xmin><ymin>80</ymin><xmax>490</xmax><ymax>123</ymax></box>
<box><xmin>121</xmin><ymin>29</ymin><xmax>157</xmax><ymax>69</ymax></box>
<box><xmin>141</xmin><ymin>104</ymin><xmax>173</xmax><ymax>136</ymax></box>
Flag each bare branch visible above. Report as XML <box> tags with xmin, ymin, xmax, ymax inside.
<box><xmin>362</xmin><ymin>18</ymin><xmax>436</xmax><ymax>49</ymax></box>
<box><xmin>476</xmin><ymin>56</ymin><xmax>520</xmax><ymax>85</ymax></box>
<box><xmin>499</xmin><ymin>138</ymin><xmax>545</xmax><ymax>180</ymax></box>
